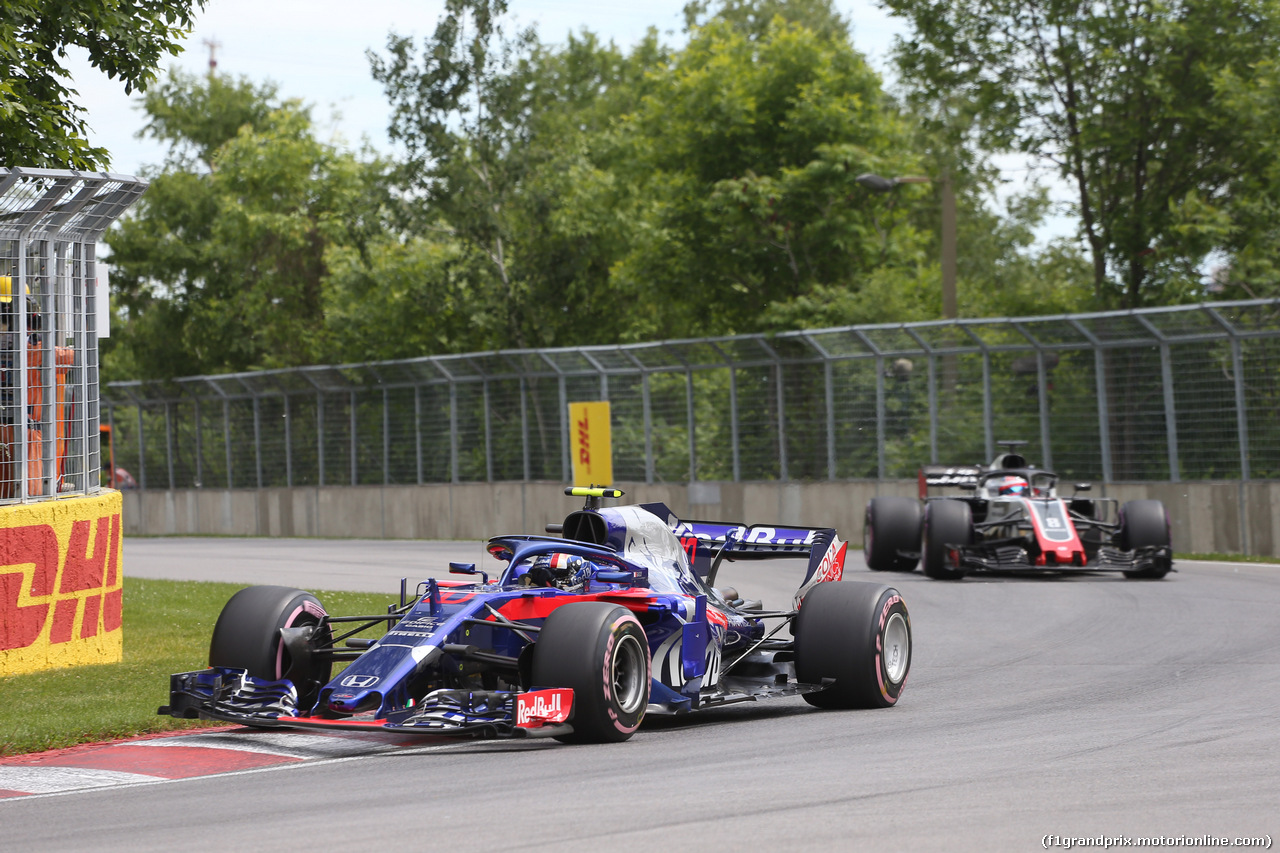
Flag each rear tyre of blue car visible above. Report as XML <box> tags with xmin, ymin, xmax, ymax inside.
<box><xmin>864</xmin><ymin>496</ymin><xmax>922</xmax><ymax>572</ymax></box>
<box><xmin>922</xmin><ymin>499</ymin><xmax>971</xmax><ymax>580</ymax></box>
<box><xmin>532</xmin><ymin>602</ymin><xmax>651</xmax><ymax>743</ymax></box>
<box><xmin>795</xmin><ymin>582</ymin><xmax>910</xmax><ymax>709</ymax></box>
<box><xmin>208</xmin><ymin>585</ymin><xmax>333</xmax><ymax>717</ymax></box>
<box><xmin>1119</xmin><ymin>499</ymin><xmax>1173</xmax><ymax>580</ymax></box>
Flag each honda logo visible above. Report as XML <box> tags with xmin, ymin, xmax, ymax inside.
<box><xmin>339</xmin><ymin>674</ymin><xmax>380</xmax><ymax>689</ymax></box>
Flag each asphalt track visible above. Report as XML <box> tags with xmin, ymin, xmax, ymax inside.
<box><xmin>2</xmin><ymin>537</ymin><xmax>1278</xmax><ymax>852</ymax></box>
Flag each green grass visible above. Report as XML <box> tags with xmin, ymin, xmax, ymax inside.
<box><xmin>0</xmin><ymin>579</ymin><xmax>396</xmax><ymax>757</ymax></box>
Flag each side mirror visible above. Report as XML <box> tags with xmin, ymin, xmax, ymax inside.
<box><xmin>1074</xmin><ymin>483</ymin><xmax>1092</xmax><ymax>492</ymax></box>
<box><xmin>595</xmin><ymin>570</ymin><xmax>633</xmax><ymax>585</ymax></box>
<box><xmin>959</xmin><ymin>482</ymin><xmax>977</xmax><ymax>491</ymax></box>
<box><xmin>449</xmin><ymin>562</ymin><xmax>489</xmax><ymax>584</ymax></box>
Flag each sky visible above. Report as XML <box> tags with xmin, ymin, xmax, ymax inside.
<box><xmin>61</xmin><ymin>0</ymin><xmax>1071</xmax><ymax>244</ymax></box>
<box><xmin>65</xmin><ymin>0</ymin><xmax>909</xmax><ymax>179</ymax></box>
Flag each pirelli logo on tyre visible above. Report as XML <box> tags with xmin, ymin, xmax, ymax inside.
<box><xmin>0</xmin><ymin>490</ymin><xmax>125</xmax><ymax>675</ymax></box>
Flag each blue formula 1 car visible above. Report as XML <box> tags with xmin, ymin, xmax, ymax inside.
<box><xmin>161</xmin><ymin>488</ymin><xmax>912</xmax><ymax>743</ymax></box>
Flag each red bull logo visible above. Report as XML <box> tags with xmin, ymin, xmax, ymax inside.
<box><xmin>516</xmin><ymin>688</ymin><xmax>573</xmax><ymax>727</ymax></box>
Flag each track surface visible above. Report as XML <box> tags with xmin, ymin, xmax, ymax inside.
<box><xmin>3</xmin><ymin>538</ymin><xmax>1278</xmax><ymax>851</ymax></box>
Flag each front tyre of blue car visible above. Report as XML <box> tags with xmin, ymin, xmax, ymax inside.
<box><xmin>795</xmin><ymin>581</ymin><xmax>911</xmax><ymax>710</ymax></box>
<box><xmin>531</xmin><ymin>602</ymin><xmax>651</xmax><ymax>743</ymax></box>
<box><xmin>208</xmin><ymin>585</ymin><xmax>333</xmax><ymax>717</ymax></box>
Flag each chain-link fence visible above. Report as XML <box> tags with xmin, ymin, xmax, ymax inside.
<box><xmin>102</xmin><ymin>299</ymin><xmax>1280</xmax><ymax>491</ymax></box>
<box><xmin>0</xmin><ymin>167</ymin><xmax>147</xmax><ymax>504</ymax></box>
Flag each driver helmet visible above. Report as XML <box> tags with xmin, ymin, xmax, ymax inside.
<box><xmin>526</xmin><ymin>552</ymin><xmax>592</xmax><ymax>592</ymax></box>
<box><xmin>997</xmin><ymin>475</ymin><xmax>1029</xmax><ymax>496</ymax></box>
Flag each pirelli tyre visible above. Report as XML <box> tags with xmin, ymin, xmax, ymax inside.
<box><xmin>863</xmin><ymin>496</ymin><xmax>922</xmax><ymax>572</ymax></box>
<box><xmin>532</xmin><ymin>602</ymin><xmax>651</xmax><ymax>743</ymax></box>
<box><xmin>1119</xmin><ymin>499</ymin><xmax>1173</xmax><ymax>580</ymax></box>
<box><xmin>795</xmin><ymin>581</ymin><xmax>911</xmax><ymax>709</ymax></box>
<box><xmin>922</xmin><ymin>499</ymin><xmax>972</xmax><ymax>580</ymax></box>
<box><xmin>208</xmin><ymin>585</ymin><xmax>333</xmax><ymax>716</ymax></box>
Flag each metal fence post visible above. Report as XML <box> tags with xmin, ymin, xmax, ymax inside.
<box><xmin>520</xmin><ymin>377</ymin><xmax>530</xmax><ymax>482</ymax></box>
<box><xmin>686</xmin><ymin>369</ymin><xmax>697</xmax><ymax>483</ymax></box>
<box><xmin>825</xmin><ymin>359</ymin><xmax>836</xmax><ymax>480</ymax></box>
<box><xmin>875</xmin><ymin>355</ymin><xmax>886</xmax><ymax>480</ymax></box>
<box><xmin>558</xmin><ymin>375</ymin><xmax>568</xmax><ymax>484</ymax></box>
<box><xmin>415</xmin><ymin>385</ymin><xmax>423</xmax><ymax>485</ymax></box>
<box><xmin>483</xmin><ymin>380</ymin><xmax>493</xmax><ymax>482</ymax></box>
<box><xmin>927</xmin><ymin>354</ymin><xmax>938</xmax><ymax>464</ymax></box>
<box><xmin>223</xmin><ymin>399</ymin><xmax>231</xmax><ymax>489</ymax></box>
<box><xmin>164</xmin><ymin>401</ymin><xmax>175</xmax><ymax>490</ymax></box>
<box><xmin>383</xmin><ymin>388</ymin><xmax>390</xmax><ymax>486</ymax></box>
<box><xmin>1160</xmin><ymin>343</ymin><xmax>1180</xmax><ymax>482</ymax></box>
<box><xmin>982</xmin><ymin>348</ymin><xmax>994</xmax><ymax>462</ymax></box>
<box><xmin>194</xmin><ymin>397</ymin><xmax>203</xmax><ymax>488</ymax></box>
<box><xmin>137</xmin><ymin>404</ymin><xmax>147</xmax><ymax>490</ymax></box>
<box><xmin>317</xmin><ymin>392</ymin><xmax>325</xmax><ymax>487</ymax></box>
<box><xmin>729</xmin><ymin>367</ymin><xmax>740</xmax><ymax>483</ymax></box>
<box><xmin>284</xmin><ymin>394</ymin><xmax>293</xmax><ymax>488</ymax></box>
<box><xmin>350</xmin><ymin>390</ymin><xmax>358</xmax><ymax>486</ymax></box>
<box><xmin>255</xmin><ymin>395</ymin><xmax>268</xmax><ymax>486</ymax></box>
<box><xmin>642</xmin><ymin>371</ymin><xmax>653</xmax><ymax>485</ymax></box>
<box><xmin>776</xmin><ymin>362</ymin><xmax>788</xmax><ymax>482</ymax></box>
<box><xmin>450</xmin><ymin>382</ymin><xmax>460</xmax><ymax>484</ymax></box>
<box><xmin>1037</xmin><ymin>349</ymin><xmax>1052</xmax><ymax>470</ymax></box>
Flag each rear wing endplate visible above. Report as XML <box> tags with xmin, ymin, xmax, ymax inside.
<box><xmin>640</xmin><ymin>502</ymin><xmax>839</xmax><ymax>590</ymax></box>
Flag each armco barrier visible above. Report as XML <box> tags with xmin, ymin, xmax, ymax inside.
<box><xmin>0</xmin><ymin>490</ymin><xmax>124</xmax><ymax>675</ymax></box>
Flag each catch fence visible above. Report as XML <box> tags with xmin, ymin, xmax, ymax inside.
<box><xmin>102</xmin><ymin>299</ymin><xmax>1280</xmax><ymax>491</ymax></box>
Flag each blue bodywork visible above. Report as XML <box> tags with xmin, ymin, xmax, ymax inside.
<box><xmin>162</xmin><ymin>498</ymin><xmax>848</xmax><ymax>738</ymax></box>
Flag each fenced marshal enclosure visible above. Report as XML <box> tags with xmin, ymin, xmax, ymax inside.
<box><xmin>0</xmin><ymin>167</ymin><xmax>148</xmax><ymax>504</ymax></box>
<box><xmin>0</xmin><ymin>168</ymin><xmax>146</xmax><ymax>675</ymax></box>
<box><xmin>106</xmin><ymin>298</ymin><xmax>1280</xmax><ymax>498</ymax></box>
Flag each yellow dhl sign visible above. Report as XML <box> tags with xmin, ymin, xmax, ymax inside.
<box><xmin>0</xmin><ymin>490</ymin><xmax>124</xmax><ymax>675</ymax></box>
<box><xmin>569</xmin><ymin>401</ymin><xmax>613</xmax><ymax>488</ymax></box>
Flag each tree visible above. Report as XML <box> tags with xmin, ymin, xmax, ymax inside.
<box><xmin>103</xmin><ymin>71</ymin><xmax>390</xmax><ymax>379</ymax></box>
<box><xmin>370</xmin><ymin>1</ymin><xmax>670</xmax><ymax>350</ymax></box>
<box><xmin>885</xmin><ymin>0</ymin><xmax>1280</xmax><ymax>307</ymax></box>
<box><xmin>0</xmin><ymin>0</ymin><xmax>205</xmax><ymax>169</ymax></box>
<box><xmin>609</xmin><ymin>14</ymin><xmax>929</xmax><ymax>337</ymax></box>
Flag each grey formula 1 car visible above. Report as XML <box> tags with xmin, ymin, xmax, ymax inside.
<box><xmin>863</xmin><ymin>442</ymin><xmax>1173</xmax><ymax>581</ymax></box>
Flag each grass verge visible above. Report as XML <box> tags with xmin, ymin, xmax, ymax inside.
<box><xmin>0</xmin><ymin>578</ymin><xmax>396</xmax><ymax>757</ymax></box>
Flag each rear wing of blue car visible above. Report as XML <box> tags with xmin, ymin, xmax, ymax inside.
<box><xmin>639</xmin><ymin>502</ymin><xmax>846</xmax><ymax>596</ymax></box>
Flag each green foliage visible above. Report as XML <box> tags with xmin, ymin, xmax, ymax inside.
<box><xmin>104</xmin><ymin>0</ymin><xmax>1101</xmax><ymax>388</ymax></box>
<box><xmin>103</xmin><ymin>71</ymin><xmax>393</xmax><ymax>379</ymax></box>
<box><xmin>885</xmin><ymin>0</ymin><xmax>1280</xmax><ymax>307</ymax></box>
<box><xmin>612</xmin><ymin>15</ymin><xmax>929</xmax><ymax>337</ymax></box>
<box><xmin>0</xmin><ymin>0</ymin><xmax>204</xmax><ymax>170</ymax></box>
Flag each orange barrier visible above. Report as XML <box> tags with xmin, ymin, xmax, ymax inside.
<box><xmin>0</xmin><ymin>490</ymin><xmax>124</xmax><ymax>675</ymax></box>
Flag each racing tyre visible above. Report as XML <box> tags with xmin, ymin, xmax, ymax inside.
<box><xmin>863</xmin><ymin>497</ymin><xmax>922</xmax><ymax>572</ymax></box>
<box><xmin>208</xmin><ymin>585</ymin><xmax>333</xmax><ymax>715</ymax></box>
<box><xmin>1119</xmin><ymin>499</ymin><xmax>1173</xmax><ymax>580</ymax></box>
<box><xmin>922</xmin><ymin>499</ymin><xmax>971</xmax><ymax>580</ymax></box>
<box><xmin>795</xmin><ymin>582</ymin><xmax>910</xmax><ymax>709</ymax></box>
<box><xmin>532</xmin><ymin>603</ymin><xmax>651</xmax><ymax>743</ymax></box>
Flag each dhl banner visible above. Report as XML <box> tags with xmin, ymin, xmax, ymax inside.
<box><xmin>0</xmin><ymin>490</ymin><xmax>124</xmax><ymax>675</ymax></box>
<box><xmin>569</xmin><ymin>401</ymin><xmax>613</xmax><ymax>488</ymax></box>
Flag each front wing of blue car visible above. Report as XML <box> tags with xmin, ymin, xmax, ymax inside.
<box><xmin>161</xmin><ymin>668</ymin><xmax>576</xmax><ymax>739</ymax></box>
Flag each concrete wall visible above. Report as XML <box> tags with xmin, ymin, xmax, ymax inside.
<box><xmin>120</xmin><ymin>479</ymin><xmax>1280</xmax><ymax>558</ymax></box>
